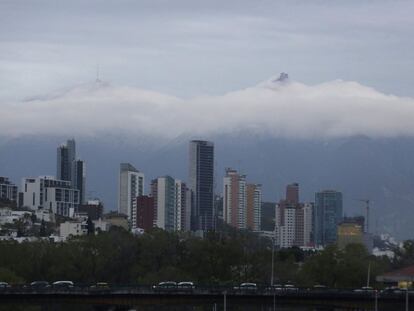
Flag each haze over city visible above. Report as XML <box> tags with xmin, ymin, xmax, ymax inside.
<box><xmin>3</xmin><ymin>1</ymin><xmax>414</xmax><ymax>310</ymax></box>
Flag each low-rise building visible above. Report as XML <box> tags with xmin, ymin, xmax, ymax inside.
<box><xmin>78</xmin><ymin>200</ymin><xmax>104</xmax><ymax>220</ymax></box>
<box><xmin>22</xmin><ymin>176</ymin><xmax>80</xmax><ymax>217</ymax></box>
<box><xmin>59</xmin><ymin>220</ymin><xmax>88</xmax><ymax>241</ymax></box>
<box><xmin>103</xmin><ymin>212</ymin><xmax>129</xmax><ymax>230</ymax></box>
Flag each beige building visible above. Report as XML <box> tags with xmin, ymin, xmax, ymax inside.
<box><xmin>337</xmin><ymin>222</ymin><xmax>364</xmax><ymax>248</ymax></box>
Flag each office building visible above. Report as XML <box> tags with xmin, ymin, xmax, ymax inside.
<box><xmin>118</xmin><ymin>163</ymin><xmax>144</xmax><ymax>222</ymax></box>
<box><xmin>22</xmin><ymin>176</ymin><xmax>80</xmax><ymax>217</ymax></box>
<box><xmin>188</xmin><ymin>140</ymin><xmax>214</xmax><ymax>231</ymax></box>
<box><xmin>72</xmin><ymin>159</ymin><xmax>86</xmax><ymax>204</ymax></box>
<box><xmin>57</xmin><ymin>139</ymin><xmax>76</xmax><ymax>181</ymax></box>
<box><xmin>0</xmin><ymin>177</ymin><xmax>18</xmax><ymax>203</ymax></box>
<box><xmin>57</xmin><ymin>139</ymin><xmax>86</xmax><ymax>203</ymax></box>
<box><xmin>314</xmin><ymin>190</ymin><xmax>343</xmax><ymax>246</ymax></box>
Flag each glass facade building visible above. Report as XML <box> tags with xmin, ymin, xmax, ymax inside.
<box><xmin>189</xmin><ymin>140</ymin><xmax>215</xmax><ymax>231</ymax></box>
<box><xmin>314</xmin><ymin>190</ymin><xmax>343</xmax><ymax>246</ymax></box>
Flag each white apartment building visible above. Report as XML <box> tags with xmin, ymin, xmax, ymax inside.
<box><xmin>275</xmin><ymin>201</ymin><xmax>313</xmax><ymax>248</ymax></box>
<box><xmin>302</xmin><ymin>203</ymin><xmax>313</xmax><ymax>246</ymax></box>
<box><xmin>118</xmin><ymin>163</ymin><xmax>144</xmax><ymax>222</ymax></box>
<box><xmin>22</xmin><ymin>176</ymin><xmax>80</xmax><ymax>217</ymax></box>
<box><xmin>277</xmin><ymin>205</ymin><xmax>296</xmax><ymax>248</ymax></box>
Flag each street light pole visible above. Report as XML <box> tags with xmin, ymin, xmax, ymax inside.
<box><xmin>406</xmin><ymin>286</ymin><xmax>409</xmax><ymax>311</ymax></box>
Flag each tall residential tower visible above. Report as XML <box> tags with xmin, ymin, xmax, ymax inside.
<box><xmin>118</xmin><ymin>163</ymin><xmax>144</xmax><ymax>221</ymax></box>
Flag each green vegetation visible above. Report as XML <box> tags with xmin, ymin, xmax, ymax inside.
<box><xmin>0</xmin><ymin>226</ymin><xmax>406</xmax><ymax>287</ymax></box>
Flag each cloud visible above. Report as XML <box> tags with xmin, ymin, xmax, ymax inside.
<box><xmin>1</xmin><ymin>75</ymin><xmax>414</xmax><ymax>140</ymax></box>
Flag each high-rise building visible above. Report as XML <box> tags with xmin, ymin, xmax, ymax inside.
<box><xmin>246</xmin><ymin>184</ymin><xmax>262</xmax><ymax>231</ymax></box>
<box><xmin>294</xmin><ymin>202</ymin><xmax>313</xmax><ymax>246</ymax></box>
<box><xmin>22</xmin><ymin>176</ymin><xmax>80</xmax><ymax>217</ymax></box>
<box><xmin>314</xmin><ymin>190</ymin><xmax>343</xmax><ymax>246</ymax></box>
<box><xmin>0</xmin><ymin>177</ymin><xmax>18</xmax><ymax>203</ymax></box>
<box><xmin>188</xmin><ymin>140</ymin><xmax>214</xmax><ymax>231</ymax></box>
<box><xmin>150</xmin><ymin>176</ymin><xmax>190</xmax><ymax>232</ymax></box>
<box><xmin>57</xmin><ymin>139</ymin><xmax>86</xmax><ymax>204</ymax></box>
<box><xmin>152</xmin><ymin>176</ymin><xmax>176</xmax><ymax>231</ymax></box>
<box><xmin>175</xmin><ymin>180</ymin><xmax>191</xmax><ymax>231</ymax></box>
<box><xmin>223</xmin><ymin>168</ymin><xmax>247</xmax><ymax>229</ymax></box>
<box><xmin>118</xmin><ymin>163</ymin><xmax>144</xmax><ymax>221</ymax></box>
<box><xmin>72</xmin><ymin>159</ymin><xmax>86</xmax><ymax>204</ymax></box>
<box><xmin>57</xmin><ymin>139</ymin><xmax>76</xmax><ymax>181</ymax></box>
<box><xmin>275</xmin><ymin>184</ymin><xmax>313</xmax><ymax>248</ymax></box>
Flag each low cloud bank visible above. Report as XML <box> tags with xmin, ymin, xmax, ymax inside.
<box><xmin>2</xmin><ymin>76</ymin><xmax>414</xmax><ymax>139</ymax></box>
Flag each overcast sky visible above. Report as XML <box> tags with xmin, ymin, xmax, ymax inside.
<box><xmin>1</xmin><ymin>0</ymin><xmax>414</xmax><ymax>100</ymax></box>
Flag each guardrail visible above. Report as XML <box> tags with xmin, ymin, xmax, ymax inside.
<box><xmin>0</xmin><ymin>284</ymin><xmax>412</xmax><ymax>299</ymax></box>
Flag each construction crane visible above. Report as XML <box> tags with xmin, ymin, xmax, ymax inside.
<box><xmin>355</xmin><ymin>199</ymin><xmax>370</xmax><ymax>233</ymax></box>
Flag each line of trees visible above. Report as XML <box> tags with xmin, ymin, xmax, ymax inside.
<box><xmin>0</xmin><ymin>226</ymin><xmax>408</xmax><ymax>288</ymax></box>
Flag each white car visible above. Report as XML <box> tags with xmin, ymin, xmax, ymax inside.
<box><xmin>52</xmin><ymin>281</ymin><xmax>74</xmax><ymax>288</ymax></box>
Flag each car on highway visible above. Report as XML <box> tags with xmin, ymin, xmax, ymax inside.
<box><xmin>381</xmin><ymin>286</ymin><xmax>406</xmax><ymax>295</ymax></box>
<box><xmin>90</xmin><ymin>282</ymin><xmax>110</xmax><ymax>290</ymax></box>
<box><xmin>52</xmin><ymin>281</ymin><xmax>74</xmax><ymax>289</ymax></box>
<box><xmin>234</xmin><ymin>282</ymin><xmax>258</xmax><ymax>292</ymax></box>
<box><xmin>283</xmin><ymin>284</ymin><xmax>298</xmax><ymax>291</ymax></box>
<box><xmin>353</xmin><ymin>286</ymin><xmax>375</xmax><ymax>293</ymax></box>
<box><xmin>153</xmin><ymin>281</ymin><xmax>177</xmax><ymax>291</ymax></box>
<box><xmin>30</xmin><ymin>281</ymin><xmax>50</xmax><ymax>289</ymax></box>
<box><xmin>266</xmin><ymin>284</ymin><xmax>284</xmax><ymax>292</ymax></box>
<box><xmin>177</xmin><ymin>281</ymin><xmax>195</xmax><ymax>290</ymax></box>
<box><xmin>0</xmin><ymin>282</ymin><xmax>10</xmax><ymax>289</ymax></box>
